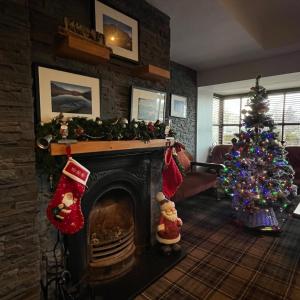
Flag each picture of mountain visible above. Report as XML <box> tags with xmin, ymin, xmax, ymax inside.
<box><xmin>103</xmin><ymin>14</ymin><xmax>132</xmax><ymax>51</ymax></box>
<box><xmin>137</xmin><ymin>98</ymin><xmax>160</xmax><ymax>122</ymax></box>
<box><xmin>51</xmin><ymin>81</ymin><xmax>92</xmax><ymax>114</ymax></box>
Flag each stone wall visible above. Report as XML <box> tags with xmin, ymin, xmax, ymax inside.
<box><xmin>0</xmin><ymin>1</ymin><xmax>40</xmax><ymax>299</ymax></box>
<box><xmin>0</xmin><ymin>0</ymin><xmax>197</xmax><ymax>298</ymax></box>
<box><xmin>169</xmin><ymin>62</ymin><xmax>197</xmax><ymax>156</ymax></box>
<box><xmin>29</xmin><ymin>0</ymin><xmax>172</xmax><ymax>293</ymax></box>
<box><xmin>29</xmin><ymin>0</ymin><xmax>170</xmax><ymax>119</ymax></box>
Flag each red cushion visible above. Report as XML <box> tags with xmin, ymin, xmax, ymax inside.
<box><xmin>286</xmin><ymin>146</ymin><xmax>300</xmax><ymax>185</ymax></box>
<box><xmin>172</xmin><ymin>172</ymin><xmax>217</xmax><ymax>202</ymax></box>
<box><xmin>177</xmin><ymin>151</ymin><xmax>191</xmax><ymax>173</ymax></box>
<box><xmin>208</xmin><ymin>145</ymin><xmax>231</xmax><ymax>164</ymax></box>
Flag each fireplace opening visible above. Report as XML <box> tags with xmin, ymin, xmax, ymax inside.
<box><xmin>87</xmin><ymin>189</ymin><xmax>135</xmax><ymax>282</ymax></box>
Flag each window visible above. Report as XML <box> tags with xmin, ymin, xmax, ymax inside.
<box><xmin>212</xmin><ymin>95</ymin><xmax>249</xmax><ymax>144</ymax></box>
<box><xmin>212</xmin><ymin>96</ymin><xmax>220</xmax><ymax>144</ymax></box>
<box><xmin>222</xmin><ymin>97</ymin><xmax>242</xmax><ymax>144</ymax></box>
<box><xmin>212</xmin><ymin>89</ymin><xmax>300</xmax><ymax>146</ymax></box>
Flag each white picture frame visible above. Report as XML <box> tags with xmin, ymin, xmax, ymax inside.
<box><xmin>94</xmin><ymin>1</ymin><xmax>139</xmax><ymax>62</ymax></box>
<box><xmin>36</xmin><ymin>66</ymin><xmax>100</xmax><ymax>122</ymax></box>
<box><xmin>171</xmin><ymin>94</ymin><xmax>187</xmax><ymax>118</ymax></box>
<box><xmin>131</xmin><ymin>87</ymin><xmax>166</xmax><ymax>123</ymax></box>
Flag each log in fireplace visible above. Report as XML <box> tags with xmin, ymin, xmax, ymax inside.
<box><xmin>64</xmin><ymin>146</ymin><xmax>164</xmax><ymax>284</ymax></box>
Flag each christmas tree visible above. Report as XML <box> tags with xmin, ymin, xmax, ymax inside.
<box><xmin>219</xmin><ymin>75</ymin><xmax>296</xmax><ymax>231</ymax></box>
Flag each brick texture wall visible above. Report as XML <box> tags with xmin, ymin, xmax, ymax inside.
<box><xmin>170</xmin><ymin>62</ymin><xmax>197</xmax><ymax>157</ymax></box>
<box><xmin>0</xmin><ymin>0</ymin><xmax>197</xmax><ymax>298</ymax></box>
<box><xmin>29</xmin><ymin>0</ymin><xmax>170</xmax><ymax>119</ymax></box>
<box><xmin>0</xmin><ymin>1</ymin><xmax>40</xmax><ymax>299</ymax></box>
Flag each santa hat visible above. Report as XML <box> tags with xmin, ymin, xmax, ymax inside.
<box><xmin>156</xmin><ymin>192</ymin><xmax>175</xmax><ymax>211</ymax></box>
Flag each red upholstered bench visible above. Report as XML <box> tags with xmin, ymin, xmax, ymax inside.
<box><xmin>286</xmin><ymin>146</ymin><xmax>300</xmax><ymax>187</ymax></box>
<box><xmin>172</xmin><ymin>145</ymin><xmax>230</xmax><ymax>202</ymax></box>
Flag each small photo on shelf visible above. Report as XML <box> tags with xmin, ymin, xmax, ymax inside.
<box><xmin>171</xmin><ymin>94</ymin><xmax>187</xmax><ymax>118</ymax></box>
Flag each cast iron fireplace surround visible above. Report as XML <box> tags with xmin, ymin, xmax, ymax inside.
<box><xmin>65</xmin><ymin>147</ymin><xmax>164</xmax><ymax>283</ymax></box>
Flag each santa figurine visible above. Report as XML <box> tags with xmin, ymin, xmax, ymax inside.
<box><xmin>156</xmin><ymin>192</ymin><xmax>183</xmax><ymax>255</ymax></box>
<box><xmin>51</xmin><ymin>192</ymin><xmax>76</xmax><ymax>221</ymax></box>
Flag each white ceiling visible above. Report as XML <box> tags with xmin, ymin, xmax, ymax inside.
<box><xmin>146</xmin><ymin>0</ymin><xmax>300</xmax><ymax>71</ymax></box>
<box><xmin>199</xmin><ymin>72</ymin><xmax>300</xmax><ymax>95</ymax></box>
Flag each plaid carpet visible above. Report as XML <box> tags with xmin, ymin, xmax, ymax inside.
<box><xmin>135</xmin><ymin>195</ymin><xmax>300</xmax><ymax>300</ymax></box>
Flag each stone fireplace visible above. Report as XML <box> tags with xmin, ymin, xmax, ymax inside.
<box><xmin>65</xmin><ymin>146</ymin><xmax>164</xmax><ymax>283</ymax></box>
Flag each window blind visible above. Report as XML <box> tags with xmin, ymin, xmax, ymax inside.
<box><xmin>285</xmin><ymin>92</ymin><xmax>300</xmax><ymax>123</ymax></box>
<box><xmin>212</xmin><ymin>96</ymin><xmax>220</xmax><ymax>125</ymax></box>
<box><xmin>212</xmin><ymin>89</ymin><xmax>300</xmax><ymax>146</ymax></box>
<box><xmin>284</xmin><ymin>92</ymin><xmax>300</xmax><ymax>145</ymax></box>
<box><xmin>223</xmin><ymin>98</ymin><xmax>240</xmax><ymax>124</ymax></box>
<box><xmin>267</xmin><ymin>93</ymin><xmax>284</xmax><ymax>124</ymax></box>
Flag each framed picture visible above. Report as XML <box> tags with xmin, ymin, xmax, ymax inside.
<box><xmin>131</xmin><ymin>87</ymin><xmax>166</xmax><ymax>123</ymax></box>
<box><xmin>94</xmin><ymin>1</ymin><xmax>139</xmax><ymax>62</ymax></box>
<box><xmin>171</xmin><ymin>94</ymin><xmax>187</xmax><ymax>118</ymax></box>
<box><xmin>35</xmin><ymin>66</ymin><xmax>100</xmax><ymax>122</ymax></box>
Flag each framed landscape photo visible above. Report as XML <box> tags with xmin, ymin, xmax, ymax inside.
<box><xmin>171</xmin><ymin>94</ymin><xmax>187</xmax><ymax>118</ymax></box>
<box><xmin>36</xmin><ymin>66</ymin><xmax>100</xmax><ymax>122</ymax></box>
<box><xmin>94</xmin><ymin>0</ymin><xmax>139</xmax><ymax>62</ymax></box>
<box><xmin>131</xmin><ymin>87</ymin><xmax>166</xmax><ymax>123</ymax></box>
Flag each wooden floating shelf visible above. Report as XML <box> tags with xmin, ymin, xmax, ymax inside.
<box><xmin>56</xmin><ymin>29</ymin><xmax>111</xmax><ymax>64</ymax></box>
<box><xmin>134</xmin><ymin>64</ymin><xmax>170</xmax><ymax>81</ymax></box>
<box><xmin>50</xmin><ymin>139</ymin><xmax>173</xmax><ymax>156</ymax></box>
<box><xmin>55</xmin><ymin>29</ymin><xmax>170</xmax><ymax>81</ymax></box>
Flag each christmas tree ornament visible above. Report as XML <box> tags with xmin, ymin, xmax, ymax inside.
<box><xmin>36</xmin><ymin>134</ymin><xmax>53</xmax><ymax>150</ymax></box>
<box><xmin>112</xmin><ymin>118</ymin><xmax>119</xmax><ymax>125</ymax></box>
<box><xmin>47</xmin><ymin>156</ymin><xmax>90</xmax><ymax>234</ymax></box>
<box><xmin>219</xmin><ymin>75</ymin><xmax>296</xmax><ymax>232</ymax></box>
<box><xmin>54</xmin><ymin>112</ymin><xmax>64</xmax><ymax>123</ymax></box>
<box><xmin>60</xmin><ymin>122</ymin><xmax>69</xmax><ymax>139</ymax></box>
<box><xmin>147</xmin><ymin>122</ymin><xmax>155</xmax><ymax>133</ymax></box>
<box><xmin>119</xmin><ymin>117</ymin><xmax>128</xmax><ymax>125</ymax></box>
<box><xmin>95</xmin><ymin>117</ymin><xmax>102</xmax><ymax>125</ymax></box>
<box><xmin>74</xmin><ymin>125</ymin><xmax>85</xmax><ymax>137</ymax></box>
<box><xmin>58</xmin><ymin>121</ymin><xmax>77</xmax><ymax>145</ymax></box>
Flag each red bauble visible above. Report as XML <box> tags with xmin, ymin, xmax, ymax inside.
<box><xmin>147</xmin><ymin>122</ymin><xmax>155</xmax><ymax>133</ymax></box>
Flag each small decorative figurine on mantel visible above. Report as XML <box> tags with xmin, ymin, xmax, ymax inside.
<box><xmin>156</xmin><ymin>192</ymin><xmax>183</xmax><ymax>255</ymax></box>
<box><xmin>60</xmin><ymin>17</ymin><xmax>105</xmax><ymax>45</ymax></box>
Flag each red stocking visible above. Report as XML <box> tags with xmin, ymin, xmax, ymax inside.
<box><xmin>47</xmin><ymin>158</ymin><xmax>90</xmax><ymax>234</ymax></box>
<box><xmin>162</xmin><ymin>147</ymin><xmax>183</xmax><ymax>198</ymax></box>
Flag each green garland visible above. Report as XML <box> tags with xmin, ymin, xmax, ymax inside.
<box><xmin>36</xmin><ymin>115</ymin><xmax>176</xmax><ymax>185</ymax></box>
<box><xmin>36</xmin><ymin>116</ymin><xmax>175</xmax><ymax>142</ymax></box>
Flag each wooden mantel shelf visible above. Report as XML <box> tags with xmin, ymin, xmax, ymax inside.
<box><xmin>50</xmin><ymin>139</ymin><xmax>172</xmax><ymax>156</ymax></box>
<box><xmin>55</xmin><ymin>29</ymin><xmax>111</xmax><ymax>64</ymax></box>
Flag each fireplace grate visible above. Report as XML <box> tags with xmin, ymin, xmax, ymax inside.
<box><xmin>90</xmin><ymin>227</ymin><xmax>135</xmax><ymax>263</ymax></box>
